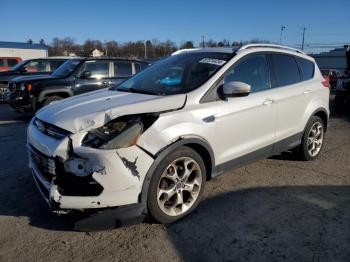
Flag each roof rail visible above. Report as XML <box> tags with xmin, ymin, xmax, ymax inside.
<box><xmin>239</xmin><ymin>44</ymin><xmax>305</xmax><ymax>54</ymax></box>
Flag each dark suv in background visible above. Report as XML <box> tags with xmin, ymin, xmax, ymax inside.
<box><xmin>8</xmin><ymin>58</ymin><xmax>149</xmax><ymax>112</ymax></box>
<box><xmin>0</xmin><ymin>57</ymin><xmax>69</xmax><ymax>101</ymax></box>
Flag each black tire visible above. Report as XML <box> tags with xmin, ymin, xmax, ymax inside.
<box><xmin>295</xmin><ymin>116</ymin><xmax>325</xmax><ymax>161</ymax></box>
<box><xmin>147</xmin><ymin>146</ymin><xmax>206</xmax><ymax>224</ymax></box>
<box><xmin>42</xmin><ymin>95</ymin><xmax>63</xmax><ymax>107</ymax></box>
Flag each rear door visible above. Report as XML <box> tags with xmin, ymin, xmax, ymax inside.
<box><xmin>74</xmin><ymin>60</ymin><xmax>112</xmax><ymax>94</ymax></box>
<box><xmin>270</xmin><ymin>53</ymin><xmax>309</xmax><ymax>142</ymax></box>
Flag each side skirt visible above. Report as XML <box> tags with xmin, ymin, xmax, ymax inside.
<box><xmin>212</xmin><ymin>132</ymin><xmax>303</xmax><ymax>177</ymax></box>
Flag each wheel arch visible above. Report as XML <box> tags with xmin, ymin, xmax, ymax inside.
<box><xmin>311</xmin><ymin>107</ymin><xmax>329</xmax><ymax>131</ymax></box>
<box><xmin>139</xmin><ymin>136</ymin><xmax>215</xmax><ymax>205</ymax></box>
<box><xmin>37</xmin><ymin>88</ymin><xmax>73</xmax><ymax>103</ymax></box>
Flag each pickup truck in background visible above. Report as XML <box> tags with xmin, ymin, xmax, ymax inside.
<box><xmin>0</xmin><ymin>57</ymin><xmax>70</xmax><ymax>101</ymax></box>
<box><xmin>0</xmin><ymin>57</ymin><xmax>22</xmax><ymax>72</ymax></box>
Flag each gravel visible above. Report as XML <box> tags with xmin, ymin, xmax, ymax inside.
<box><xmin>0</xmin><ymin>101</ymin><xmax>349</xmax><ymax>262</ymax></box>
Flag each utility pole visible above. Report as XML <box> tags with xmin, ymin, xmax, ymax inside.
<box><xmin>301</xmin><ymin>27</ymin><xmax>307</xmax><ymax>51</ymax></box>
<box><xmin>201</xmin><ymin>35</ymin><xmax>205</xmax><ymax>47</ymax></box>
<box><xmin>144</xmin><ymin>40</ymin><xmax>147</xmax><ymax>59</ymax></box>
<box><xmin>279</xmin><ymin>26</ymin><xmax>286</xmax><ymax>45</ymax></box>
<box><xmin>104</xmin><ymin>41</ymin><xmax>108</xmax><ymax>57</ymax></box>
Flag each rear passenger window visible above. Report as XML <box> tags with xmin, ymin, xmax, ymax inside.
<box><xmin>0</xmin><ymin>59</ymin><xmax>5</xmax><ymax>67</ymax></box>
<box><xmin>224</xmin><ymin>54</ymin><xmax>270</xmax><ymax>92</ymax></box>
<box><xmin>114</xmin><ymin>62</ymin><xmax>132</xmax><ymax>77</ymax></box>
<box><xmin>295</xmin><ymin>57</ymin><xmax>314</xmax><ymax>81</ymax></box>
<box><xmin>272</xmin><ymin>54</ymin><xmax>300</xmax><ymax>86</ymax></box>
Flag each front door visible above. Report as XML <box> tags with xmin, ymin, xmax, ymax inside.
<box><xmin>214</xmin><ymin>54</ymin><xmax>276</xmax><ymax>166</ymax></box>
<box><xmin>74</xmin><ymin>60</ymin><xmax>112</xmax><ymax>94</ymax></box>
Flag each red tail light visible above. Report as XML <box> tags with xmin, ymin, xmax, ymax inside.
<box><xmin>322</xmin><ymin>76</ymin><xmax>330</xmax><ymax>88</ymax></box>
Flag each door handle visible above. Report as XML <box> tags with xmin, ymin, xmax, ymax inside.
<box><xmin>303</xmin><ymin>90</ymin><xmax>311</xmax><ymax>95</ymax></box>
<box><xmin>263</xmin><ymin>98</ymin><xmax>274</xmax><ymax>105</ymax></box>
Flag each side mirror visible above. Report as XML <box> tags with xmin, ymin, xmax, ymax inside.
<box><xmin>223</xmin><ymin>81</ymin><xmax>251</xmax><ymax>97</ymax></box>
<box><xmin>18</xmin><ymin>67</ymin><xmax>27</xmax><ymax>73</ymax></box>
<box><xmin>80</xmin><ymin>70</ymin><xmax>92</xmax><ymax>79</ymax></box>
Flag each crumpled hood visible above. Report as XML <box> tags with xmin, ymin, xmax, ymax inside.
<box><xmin>36</xmin><ymin>89</ymin><xmax>186</xmax><ymax>133</ymax></box>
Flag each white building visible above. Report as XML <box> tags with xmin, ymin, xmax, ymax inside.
<box><xmin>92</xmin><ymin>49</ymin><xmax>104</xmax><ymax>57</ymax></box>
<box><xmin>0</xmin><ymin>41</ymin><xmax>48</xmax><ymax>60</ymax></box>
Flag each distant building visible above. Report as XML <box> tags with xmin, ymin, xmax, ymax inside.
<box><xmin>311</xmin><ymin>45</ymin><xmax>350</xmax><ymax>73</ymax></box>
<box><xmin>91</xmin><ymin>49</ymin><xmax>104</xmax><ymax>57</ymax></box>
<box><xmin>0</xmin><ymin>41</ymin><xmax>48</xmax><ymax>60</ymax></box>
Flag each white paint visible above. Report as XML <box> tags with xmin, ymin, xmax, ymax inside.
<box><xmin>0</xmin><ymin>47</ymin><xmax>48</xmax><ymax>60</ymax></box>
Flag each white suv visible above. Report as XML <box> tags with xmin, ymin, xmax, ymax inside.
<box><xmin>28</xmin><ymin>44</ymin><xmax>329</xmax><ymax>224</ymax></box>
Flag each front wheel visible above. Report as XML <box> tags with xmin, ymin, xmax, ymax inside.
<box><xmin>296</xmin><ymin>116</ymin><xmax>325</xmax><ymax>161</ymax></box>
<box><xmin>147</xmin><ymin>146</ymin><xmax>206</xmax><ymax>224</ymax></box>
<box><xmin>42</xmin><ymin>95</ymin><xmax>63</xmax><ymax>107</ymax></box>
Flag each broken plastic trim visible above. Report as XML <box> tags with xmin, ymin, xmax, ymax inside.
<box><xmin>82</xmin><ymin>114</ymin><xmax>159</xmax><ymax>150</ymax></box>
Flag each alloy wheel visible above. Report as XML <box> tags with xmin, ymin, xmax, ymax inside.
<box><xmin>157</xmin><ymin>157</ymin><xmax>202</xmax><ymax>216</ymax></box>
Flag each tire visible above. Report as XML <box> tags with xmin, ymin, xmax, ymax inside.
<box><xmin>296</xmin><ymin>116</ymin><xmax>325</xmax><ymax>161</ymax></box>
<box><xmin>147</xmin><ymin>146</ymin><xmax>206</xmax><ymax>224</ymax></box>
<box><xmin>42</xmin><ymin>95</ymin><xmax>63</xmax><ymax>107</ymax></box>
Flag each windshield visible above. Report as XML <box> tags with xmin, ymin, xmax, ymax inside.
<box><xmin>52</xmin><ymin>59</ymin><xmax>82</xmax><ymax>77</ymax></box>
<box><xmin>113</xmin><ymin>52</ymin><xmax>234</xmax><ymax>95</ymax></box>
<box><xmin>10</xmin><ymin>60</ymin><xmax>28</xmax><ymax>71</ymax></box>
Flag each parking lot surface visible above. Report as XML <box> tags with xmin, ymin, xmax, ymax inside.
<box><xmin>0</xmin><ymin>101</ymin><xmax>349</xmax><ymax>262</ymax></box>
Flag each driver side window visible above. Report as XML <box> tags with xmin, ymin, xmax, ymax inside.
<box><xmin>224</xmin><ymin>54</ymin><xmax>271</xmax><ymax>93</ymax></box>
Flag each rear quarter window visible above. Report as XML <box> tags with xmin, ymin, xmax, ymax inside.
<box><xmin>272</xmin><ymin>54</ymin><xmax>301</xmax><ymax>87</ymax></box>
<box><xmin>296</xmin><ymin>57</ymin><xmax>314</xmax><ymax>81</ymax></box>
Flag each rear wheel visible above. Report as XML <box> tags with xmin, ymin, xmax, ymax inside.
<box><xmin>147</xmin><ymin>147</ymin><xmax>206</xmax><ymax>224</ymax></box>
<box><xmin>296</xmin><ymin>116</ymin><xmax>325</xmax><ymax>161</ymax></box>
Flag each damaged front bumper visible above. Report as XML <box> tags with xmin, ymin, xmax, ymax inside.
<box><xmin>27</xmin><ymin>120</ymin><xmax>154</xmax><ymax>212</ymax></box>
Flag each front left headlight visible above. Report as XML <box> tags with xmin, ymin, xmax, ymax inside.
<box><xmin>82</xmin><ymin>119</ymin><xmax>143</xmax><ymax>150</ymax></box>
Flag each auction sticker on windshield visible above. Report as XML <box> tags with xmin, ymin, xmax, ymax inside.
<box><xmin>199</xmin><ymin>58</ymin><xmax>226</xmax><ymax>66</ymax></box>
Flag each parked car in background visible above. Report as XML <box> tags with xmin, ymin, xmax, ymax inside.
<box><xmin>0</xmin><ymin>57</ymin><xmax>70</xmax><ymax>101</ymax></box>
<box><xmin>0</xmin><ymin>57</ymin><xmax>22</xmax><ymax>72</ymax></box>
<box><xmin>27</xmin><ymin>44</ymin><xmax>329</xmax><ymax>224</ymax></box>
<box><xmin>8</xmin><ymin>58</ymin><xmax>149</xmax><ymax>112</ymax></box>
<box><xmin>320</xmin><ymin>69</ymin><xmax>342</xmax><ymax>89</ymax></box>
<box><xmin>335</xmin><ymin>70</ymin><xmax>350</xmax><ymax>110</ymax></box>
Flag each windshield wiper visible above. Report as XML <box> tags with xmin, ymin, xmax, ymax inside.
<box><xmin>115</xmin><ymin>87</ymin><xmax>162</xmax><ymax>96</ymax></box>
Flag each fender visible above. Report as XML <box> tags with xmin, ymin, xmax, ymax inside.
<box><xmin>139</xmin><ymin>136</ymin><xmax>215</xmax><ymax>205</ymax></box>
<box><xmin>37</xmin><ymin>87</ymin><xmax>73</xmax><ymax>102</ymax></box>
<box><xmin>307</xmin><ymin>107</ymin><xmax>329</xmax><ymax>131</ymax></box>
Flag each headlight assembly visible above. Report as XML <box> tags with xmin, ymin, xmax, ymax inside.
<box><xmin>82</xmin><ymin>114</ymin><xmax>159</xmax><ymax>150</ymax></box>
<box><xmin>82</xmin><ymin>118</ymin><xmax>143</xmax><ymax>149</ymax></box>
